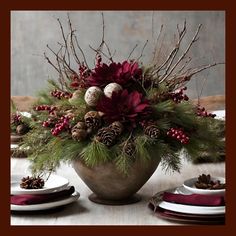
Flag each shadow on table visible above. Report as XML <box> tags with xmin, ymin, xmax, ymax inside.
<box><xmin>11</xmin><ymin>201</ymin><xmax>89</xmax><ymax>217</ymax></box>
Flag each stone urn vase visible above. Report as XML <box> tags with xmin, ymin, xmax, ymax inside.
<box><xmin>73</xmin><ymin>154</ymin><xmax>160</xmax><ymax>205</ymax></box>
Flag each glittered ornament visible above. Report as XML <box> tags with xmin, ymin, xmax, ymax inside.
<box><xmin>84</xmin><ymin>86</ymin><xmax>103</xmax><ymax>107</ymax></box>
<box><xmin>104</xmin><ymin>82</ymin><xmax>122</xmax><ymax>98</ymax></box>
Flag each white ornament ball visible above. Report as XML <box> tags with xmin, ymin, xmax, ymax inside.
<box><xmin>104</xmin><ymin>83</ymin><xmax>123</xmax><ymax>98</ymax></box>
<box><xmin>84</xmin><ymin>86</ymin><xmax>103</xmax><ymax>107</ymax></box>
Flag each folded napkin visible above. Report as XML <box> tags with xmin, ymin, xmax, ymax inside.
<box><xmin>11</xmin><ymin>186</ymin><xmax>75</xmax><ymax>205</ymax></box>
<box><xmin>163</xmin><ymin>192</ymin><xmax>225</xmax><ymax>206</ymax></box>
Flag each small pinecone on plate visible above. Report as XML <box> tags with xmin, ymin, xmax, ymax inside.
<box><xmin>144</xmin><ymin>124</ymin><xmax>160</xmax><ymax>139</ymax></box>
<box><xmin>20</xmin><ymin>176</ymin><xmax>45</xmax><ymax>189</ymax></box>
<box><xmin>96</xmin><ymin>127</ymin><xmax>116</xmax><ymax>147</ymax></box>
<box><xmin>16</xmin><ymin>123</ymin><xmax>30</xmax><ymax>135</ymax></box>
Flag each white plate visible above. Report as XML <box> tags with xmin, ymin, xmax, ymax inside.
<box><xmin>11</xmin><ymin>144</ymin><xmax>19</xmax><ymax>149</ymax></box>
<box><xmin>20</xmin><ymin>112</ymin><xmax>32</xmax><ymax>118</ymax></box>
<box><xmin>212</xmin><ymin>110</ymin><xmax>225</xmax><ymax>120</ymax></box>
<box><xmin>158</xmin><ymin>186</ymin><xmax>225</xmax><ymax>215</ymax></box>
<box><xmin>11</xmin><ymin>191</ymin><xmax>80</xmax><ymax>211</ymax></box>
<box><xmin>11</xmin><ymin>174</ymin><xmax>69</xmax><ymax>195</ymax></box>
<box><xmin>183</xmin><ymin>177</ymin><xmax>225</xmax><ymax>196</ymax></box>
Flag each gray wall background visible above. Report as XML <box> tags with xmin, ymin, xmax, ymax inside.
<box><xmin>11</xmin><ymin>11</ymin><xmax>225</xmax><ymax>99</ymax></box>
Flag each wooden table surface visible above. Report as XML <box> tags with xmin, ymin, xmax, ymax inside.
<box><xmin>11</xmin><ymin>157</ymin><xmax>225</xmax><ymax>225</ymax></box>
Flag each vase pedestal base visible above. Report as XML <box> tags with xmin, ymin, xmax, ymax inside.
<box><xmin>88</xmin><ymin>193</ymin><xmax>141</xmax><ymax>205</ymax></box>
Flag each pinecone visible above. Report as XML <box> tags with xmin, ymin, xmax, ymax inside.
<box><xmin>109</xmin><ymin>121</ymin><xmax>123</xmax><ymax>136</ymax></box>
<box><xmin>71</xmin><ymin>122</ymin><xmax>87</xmax><ymax>141</ymax></box>
<box><xmin>123</xmin><ymin>141</ymin><xmax>136</xmax><ymax>159</ymax></box>
<box><xmin>16</xmin><ymin>124</ymin><xmax>30</xmax><ymax>135</ymax></box>
<box><xmin>96</xmin><ymin>127</ymin><xmax>116</xmax><ymax>147</ymax></box>
<box><xmin>20</xmin><ymin>176</ymin><xmax>45</xmax><ymax>189</ymax></box>
<box><xmin>84</xmin><ymin>111</ymin><xmax>101</xmax><ymax>130</ymax></box>
<box><xmin>144</xmin><ymin>125</ymin><xmax>160</xmax><ymax>139</ymax></box>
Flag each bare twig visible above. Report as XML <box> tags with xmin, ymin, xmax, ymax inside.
<box><xmin>67</xmin><ymin>14</ymin><xmax>81</xmax><ymax>66</ymax></box>
<box><xmin>156</xmin><ymin>20</ymin><xmax>187</xmax><ymax>77</ymax></box>
<box><xmin>57</xmin><ymin>18</ymin><xmax>71</xmax><ymax>66</ymax></box>
<box><xmin>89</xmin><ymin>45</ymin><xmax>112</xmax><ymax>62</ymax></box>
<box><xmin>160</xmin><ymin>23</ymin><xmax>202</xmax><ymax>82</ymax></box>
<box><xmin>187</xmin><ymin>62</ymin><xmax>224</xmax><ymax>77</ymax></box>
<box><xmin>44</xmin><ymin>52</ymin><xmax>60</xmax><ymax>73</ymax></box>
<box><xmin>155</xmin><ymin>21</ymin><xmax>186</xmax><ymax>76</ymax></box>
<box><xmin>151</xmin><ymin>24</ymin><xmax>163</xmax><ymax>62</ymax></box>
<box><xmin>127</xmin><ymin>44</ymin><xmax>138</xmax><ymax>60</ymax></box>
<box><xmin>136</xmin><ymin>40</ymin><xmax>148</xmax><ymax>61</ymax></box>
<box><xmin>46</xmin><ymin>44</ymin><xmax>76</xmax><ymax>74</ymax></box>
<box><xmin>104</xmin><ymin>41</ymin><xmax>114</xmax><ymax>62</ymax></box>
<box><xmin>97</xmin><ymin>12</ymin><xmax>105</xmax><ymax>52</ymax></box>
<box><xmin>176</xmin><ymin>57</ymin><xmax>192</xmax><ymax>75</ymax></box>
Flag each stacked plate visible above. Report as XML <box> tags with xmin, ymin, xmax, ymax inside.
<box><xmin>149</xmin><ymin>178</ymin><xmax>225</xmax><ymax>224</ymax></box>
<box><xmin>11</xmin><ymin>174</ymin><xmax>80</xmax><ymax>211</ymax></box>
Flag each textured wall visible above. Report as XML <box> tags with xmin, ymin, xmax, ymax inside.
<box><xmin>11</xmin><ymin>11</ymin><xmax>225</xmax><ymax>98</ymax></box>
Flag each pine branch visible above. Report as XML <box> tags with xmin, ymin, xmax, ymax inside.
<box><xmin>80</xmin><ymin>140</ymin><xmax>112</xmax><ymax>167</ymax></box>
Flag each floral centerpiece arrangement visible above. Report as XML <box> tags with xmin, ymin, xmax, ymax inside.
<box><xmin>14</xmin><ymin>15</ymin><xmax>225</xmax><ymax>203</ymax></box>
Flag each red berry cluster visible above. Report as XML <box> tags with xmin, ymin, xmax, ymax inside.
<box><xmin>169</xmin><ymin>87</ymin><xmax>189</xmax><ymax>103</ymax></box>
<box><xmin>167</xmin><ymin>127</ymin><xmax>190</xmax><ymax>144</ymax></box>
<box><xmin>95</xmin><ymin>54</ymin><xmax>102</xmax><ymax>67</ymax></box>
<box><xmin>50</xmin><ymin>89</ymin><xmax>72</xmax><ymax>99</ymax></box>
<box><xmin>51</xmin><ymin>116</ymin><xmax>70</xmax><ymax>136</ymax></box>
<box><xmin>196</xmin><ymin>105</ymin><xmax>216</xmax><ymax>118</ymax></box>
<box><xmin>11</xmin><ymin>113</ymin><xmax>21</xmax><ymax>125</ymax></box>
<box><xmin>34</xmin><ymin>105</ymin><xmax>56</xmax><ymax>114</ymax></box>
<box><xmin>42</xmin><ymin>117</ymin><xmax>56</xmax><ymax>128</ymax></box>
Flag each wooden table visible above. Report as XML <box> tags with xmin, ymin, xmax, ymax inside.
<box><xmin>11</xmin><ymin>157</ymin><xmax>225</xmax><ymax>225</ymax></box>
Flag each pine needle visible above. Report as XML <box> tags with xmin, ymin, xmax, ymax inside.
<box><xmin>80</xmin><ymin>140</ymin><xmax>111</xmax><ymax>167</ymax></box>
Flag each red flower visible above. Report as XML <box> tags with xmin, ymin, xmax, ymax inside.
<box><xmin>96</xmin><ymin>89</ymin><xmax>151</xmax><ymax>127</ymax></box>
<box><xmin>86</xmin><ymin>61</ymin><xmax>142</xmax><ymax>88</ymax></box>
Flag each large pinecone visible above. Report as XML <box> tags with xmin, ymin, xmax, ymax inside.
<box><xmin>20</xmin><ymin>176</ymin><xmax>45</xmax><ymax>189</ymax></box>
<box><xmin>144</xmin><ymin>125</ymin><xmax>160</xmax><ymax>139</ymax></box>
<box><xmin>71</xmin><ymin>122</ymin><xmax>88</xmax><ymax>141</ymax></box>
<box><xmin>96</xmin><ymin>127</ymin><xmax>116</xmax><ymax>147</ymax></box>
<box><xmin>109</xmin><ymin>121</ymin><xmax>123</xmax><ymax>136</ymax></box>
<box><xmin>84</xmin><ymin>111</ymin><xmax>101</xmax><ymax>130</ymax></box>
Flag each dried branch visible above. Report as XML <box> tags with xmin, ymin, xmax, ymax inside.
<box><xmin>167</xmin><ymin>62</ymin><xmax>224</xmax><ymax>90</ymax></box>
<box><xmin>160</xmin><ymin>23</ymin><xmax>202</xmax><ymax>82</ymax></box>
<box><xmin>127</xmin><ymin>44</ymin><xmax>138</xmax><ymax>60</ymax></box>
<box><xmin>97</xmin><ymin>12</ymin><xmax>105</xmax><ymax>52</ymax></box>
<box><xmin>187</xmin><ymin>62</ymin><xmax>224</xmax><ymax>77</ymax></box>
<box><xmin>156</xmin><ymin>20</ymin><xmax>186</xmax><ymax>76</ymax></box>
<box><xmin>136</xmin><ymin>40</ymin><xmax>148</xmax><ymax>61</ymax></box>
<box><xmin>44</xmin><ymin>52</ymin><xmax>60</xmax><ymax>73</ymax></box>
<box><xmin>57</xmin><ymin>18</ymin><xmax>71</xmax><ymax>66</ymax></box>
<box><xmin>104</xmin><ymin>41</ymin><xmax>114</xmax><ymax>62</ymax></box>
<box><xmin>89</xmin><ymin>45</ymin><xmax>112</xmax><ymax>62</ymax></box>
<box><xmin>46</xmin><ymin>44</ymin><xmax>76</xmax><ymax>75</ymax></box>
<box><xmin>151</xmin><ymin>24</ymin><xmax>163</xmax><ymax>62</ymax></box>
<box><xmin>72</xmin><ymin>34</ymin><xmax>89</xmax><ymax>68</ymax></box>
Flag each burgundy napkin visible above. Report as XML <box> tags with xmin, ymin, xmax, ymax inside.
<box><xmin>163</xmin><ymin>192</ymin><xmax>225</xmax><ymax>206</ymax></box>
<box><xmin>11</xmin><ymin>186</ymin><xmax>75</xmax><ymax>205</ymax></box>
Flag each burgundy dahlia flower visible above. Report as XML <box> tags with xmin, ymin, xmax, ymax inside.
<box><xmin>86</xmin><ymin>61</ymin><xmax>142</xmax><ymax>88</ymax></box>
<box><xmin>96</xmin><ymin>89</ymin><xmax>151</xmax><ymax>127</ymax></box>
